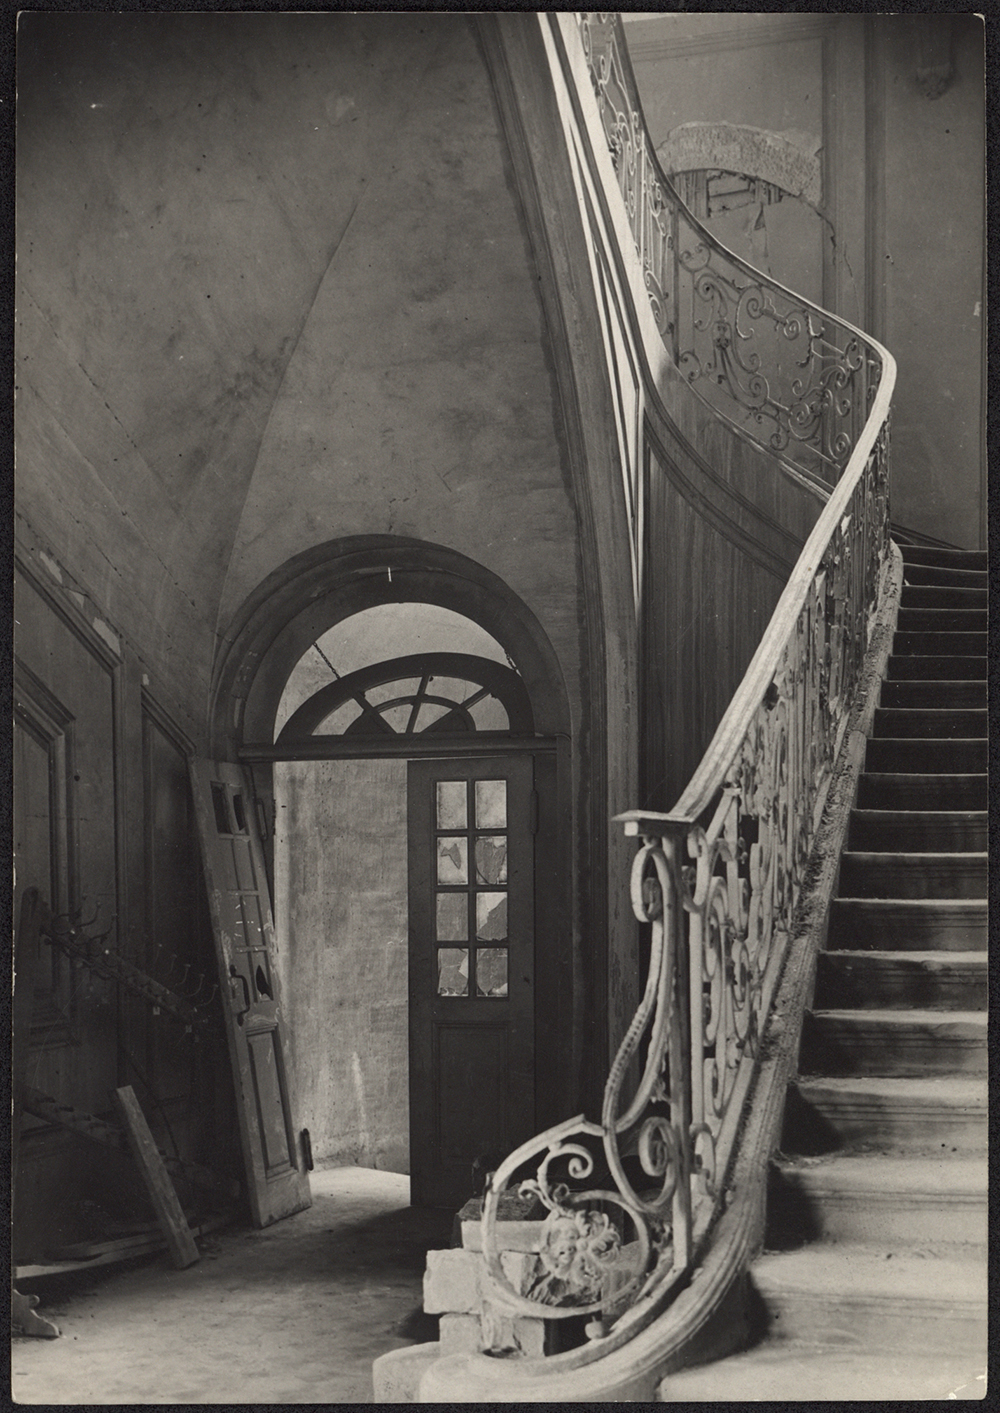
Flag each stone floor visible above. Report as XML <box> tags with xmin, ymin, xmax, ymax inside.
<box><xmin>12</xmin><ymin>1166</ymin><xmax>453</xmax><ymax>1405</ymax></box>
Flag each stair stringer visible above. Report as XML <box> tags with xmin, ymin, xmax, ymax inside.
<box><xmin>409</xmin><ymin>548</ymin><xmax>903</xmax><ymax>1404</ymax></box>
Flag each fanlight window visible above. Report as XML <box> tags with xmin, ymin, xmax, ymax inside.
<box><xmin>275</xmin><ymin>653</ymin><xmax>533</xmax><ymax>745</ymax></box>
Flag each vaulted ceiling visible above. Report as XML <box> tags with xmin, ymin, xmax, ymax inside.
<box><xmin>17</xmin><ymin>14</ymin><xmax>573</xmax><ymax>701</ymax></box>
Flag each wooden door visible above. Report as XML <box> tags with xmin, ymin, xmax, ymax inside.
<box><xmin>408</xmin><ymin>756</ymin><xmax>535</xmax><ymax>1208</ymax></box>
<box><xmin>190</xmin><ymin>760</ymin><xmax>311</xmax><ymax>1226</ymax></box>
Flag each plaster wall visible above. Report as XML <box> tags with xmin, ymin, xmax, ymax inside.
<box><xmin>273</xmin><ymin>758</ymin><xmax>410</xmax><ymax>1172</ymax></box>
<box><xmin>16</xmin><ymin>13</ymin><xmax>584</xmax><ymax>738</ymax></box>
<box><xmin>625</xmin><ymin>12</ymin><xmax>986</xmax><ymax>548</ymax></box>
<box><xmin>881</xmin><ymin>15</ymin><xmax>985</xmax><ymax>547</ymax></box>
<box><xmin>218</xmin><ymin>21</ymin><xmax>583</xmax><ymax>736</ymax></box>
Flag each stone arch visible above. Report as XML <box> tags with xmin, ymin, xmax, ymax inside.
<box><xmin>656</xmin><ymin>121</ymin><xmax>822</xmax><ymax>205</ymax></box>
<box><xmin>209</xmin><ymin>534</ymin><xmax>572</xmax><ymax>755</ymax></box>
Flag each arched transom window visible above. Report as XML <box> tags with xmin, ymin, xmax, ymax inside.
<box><xmin>276</xmin><ymin>652</ymin><xmax>533</xmax><ymax>744</ymax></box>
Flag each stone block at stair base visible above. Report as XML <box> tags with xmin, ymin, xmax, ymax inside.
<box><xmin>423</xmin><ymin>1242</ymin><xmax>545</xmax><ymax>1354</ymax></box>
<box><xmin>423</xmin><ymin>1249</ymin><xmax>482</xmax><ymax>1314</ymax></box>
<box><xmin>455</xmin><ymin>1194</ymin><xmax>546</xmax><ymax>1253</ymax></box>
<box><xmin>439</xmin><ymin>1307</ymin><xmax>545</xmax><ymax>1357</ymax></box>
<box><xmin>480</xmin><ymin>1301</ymin><xmax>546</xmax><ymax>1356</ymax></box>
<box><xmin>371</xmin><ymin>1342</ymin><xmax>441</xmax><ymax>1403</ymax></box>
<box><xmin>439</xmin><ymin>1314</ymin><xmax>483</xmax><ymax>1355</ymax></box>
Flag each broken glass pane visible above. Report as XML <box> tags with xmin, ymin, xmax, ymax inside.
<box><xmin>476</xmin><ymin>948</ymin><xmax>508</xmax><ymax>997</ymax></box>
<box><xmin>469</xmin><ymin>695</ymin><xmax>510</xmax><ymax>731</ymax></box>
<box><xmin>436</xmin><ymin>781</ymin><xmax>467</xmax><ymax>830</ymax></box>
<box><xmin>436</xmin><ymin>892</ymin><xmax>467</xmax><ymax>942</ymax></box>
<box><xmin>437</xmin><ymin>948</ymin><xmax>469</xmax><ymax>997</ymax></box>
<box><xmin>437</xmin><ymin>836</ymin><xmax>468</xmax><ymax>885</ymax></box>
<box><xmin>379</xmin><ymin>704</ymin><xmax>412</xmax><ymax>733</ymax></box>
<box><xmin>475</xmin><ymin>779</ymin><xmax>506</xmax><ymax>829</ymax></box>
<box><xmin>475</xmin><ymin>836</ymin><xmax>508</xmax><ymax>885</ymax></box>
<box><xmin>366</xmin><ymin>678</ymin><xmax>421</xmax><ymax>707</ymax></box>
<box><xmin>476</xmin><ymin>891</ymin><xmax>507</xmax><ymax>941</ymax></box>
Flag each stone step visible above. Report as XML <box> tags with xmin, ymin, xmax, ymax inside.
<box><xmin>748</xmin><ymin>1245</ymin><xmax>986</xmax><ymax>1355</ymax></box>
<box><xmin>879</xmin><ymin>678</ymin><xmax>985</xmax><ymax>709</ymax></box>
<box><xmin>885</xmin><ymin>653</ymin><xmax>986</xmax><ymax>680</ymax></box>
<box><xmin>901</xmin><ymin>561</ymin><xmax>987</xmax><ymax>590</ymax></box>
<box><xmin>856</xmin><ymin>772</ymin><xmax>987</xmax><ymax>811</ymax></box>
<box><xmin>896</xmin><ymin>606</ymin><xmax>987</xmax><ymax>633</ymax></box>
<box><xmin>657</xmin><ymin>1344</ymin><xmax>987</xmax><ymax>1401</ymax></box>
<box><xmin>899</xmin><ymin>584</ymin><xmax>987</xmax><ymax>610</ymax></box>
<box><xmin>846</xmin><ymin>809</ymin><xmax>986</xmax><ymax>851</ymax></box>
<box><xmin>871</xmin><ymin>706</ymin><xmax>986</xmax><ymax>739</ymax></box>
<box><xmin>767</xmin><ymin>1153</ymin><xmax>988</xmax><ymax>1248</ymax></box>
<box><xmin>814</xmin><ymin>951</ymin><xmax>986</xmax><ymax>1011</ymax></box>
<box><xmin>892</xmin><ymin>652</ymin><xmax>983</xmax><ymax>681</ymax></box>
<box><xmin>865</xmin><ymin>737</ymin><xmax>987</xmax><ymax>773</ymax></box>
<box><xmin>838</xmin><ymin>851</ymin><xmax>986</xmax><ymax>899</ymax></box>
<box><xmin>828</xmin><ymin>899</ymin><xmax>987</xmax><ymax>951</ymax></box>
<box><xmin>899</xmin><ymin>545</ymin><xmax>987</xmax><ymax>570</ymax></box>
<box><xmin>801</xmin><ymin>1009</ymin><xmax>986</xmax><ymax>1077</ymax></box>
<box><xmin>783</xmin><ymin>1075</ymin><xmax>987</xmax><ymax>1154</ymax></box>
<box><xmin>892</xmin><ymin>630</ymin><xmax>987</xmax><ymax>656</ymax></box>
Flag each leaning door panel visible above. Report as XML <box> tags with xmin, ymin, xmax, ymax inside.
<box><xmin>190</xmin><ymin>759</ymin><xmax>310</xmax><ymax>1226</ymax></box>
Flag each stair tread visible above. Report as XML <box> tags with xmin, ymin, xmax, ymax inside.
<box><xmin>900</xmin><ymin>586</ymin><xmax>987</xmax><ymax>601</ymax></box>
<box><xmin>754</xmin><ymin>1244</ymin><xmax>986</xmax><ymax>1299</ymax></box>
<box><xmin>846</xmin><ymin>811</ymin><xmax>986</xmax><ymax>849</ymax></box>
<box><xmin>809</xmin><ymin>1008</ymin><xmax>986</xmax><ymax>1025</ymax></box>
<box><xmin>840</xmin><ymin>850</ymin><xmax>987</xmax><ymax>862</ymax></box>
<box><xmin>864</xmin><ymin>740</ymin><xmax>988</xmax><ymax>751</ymax></box>
<box><xmin>892</xmin><ymin>610</ymin><xmax>988</xmax><ymax>621</ymax></box>
<box><xmin>874</xmin><ymin>707</ymin><xmax>987</xmax><ymax>718</ymax></box>
<box><xmin>865</xmin><ymin>739</ymin><xmax>988</xmax><ymax>774</ymax></box>
<box><xmin>658</xmin><ymin>1346</ymin><xmax>986</xmax><ymax>1401</ymax></box>
<box><xmin>887</xmin><ymin>653</ymin><xmax>986</xmax><ymax>666</ymax></box>
<box><xmin>821</xmin><ymin>949</ymin><xmax>986</xmax><ymax>966</ymax></box>
<box><xmin>832</xmin><ymin>896</ymin><xmax>986</xmax><ymax>910</ymax></box>
<box><xmin>772</xmin><ymin>1152</ymin><xmax>988</xmax><ymax>1195</ymax></box>
<box><xmin>899</xmin><ymin>547</ymin><xmax>987</xmax><ymax>565</ymax></box>
<box><xmin>880</xmin><ymin>680</ymin><xmax>986</xmax><ymax>705</ymax></box>
<box><xmin>850</xmin><ymin>809</ymin><xmax>986</xmax><ymax>820</ymax></box>
<box><xmin>795</xmin><ymin>1073</ymin><xmax>986</xmax><ymax>1098</ymax></box>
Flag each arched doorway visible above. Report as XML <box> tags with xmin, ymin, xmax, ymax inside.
<box><xmin>211</xmin><ymin>539</ymin><xmax>571</xmax><ymax>1208</ymax></box>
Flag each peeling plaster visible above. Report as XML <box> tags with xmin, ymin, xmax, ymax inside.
<box><xmin>39</xmin><ymin>550</ymin><xmax>63</xmax><ymax>583</ymax></box>
<box><xmin>91</xmin><ymin>617</ymin><xmax>122</xmax><ymax>657</ymax></box>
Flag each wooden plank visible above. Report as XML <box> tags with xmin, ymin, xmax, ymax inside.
<box><xmin>42</xmin><ymin>1211</ymin><xmax>234</xmax><ymax>1263</ymax></box>
<box><xmin>111</xmin><ymin>1086</ymin><xmax>200</xmax><ymax>1270</ymax></box>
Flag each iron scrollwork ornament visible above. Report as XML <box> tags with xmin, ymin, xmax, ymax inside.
<box><xmin>577</xmin><ymin>11</ymin><xmax>879</xmax><ymax>482</ymax></box>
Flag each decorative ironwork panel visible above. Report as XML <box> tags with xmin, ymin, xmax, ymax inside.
<box><xmin>577</xmin><ymin>12</ymin><xmax>881</xmax><ymax>482</ymax></box>
<box><xmin>477</xmin><ymin>11</ymin><xmax>894</xmax><ymax>1346</ymax></box>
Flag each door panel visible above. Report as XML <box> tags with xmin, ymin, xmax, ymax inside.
<box><xmin>408</xmin><ymin>756</ymin><xmax>535</xmax><ymax>1208</ymax></box>
<box><xmin>190</xmin><ymin>759</ymin><xmax>310</xmax><ymax>1226</ymax></box>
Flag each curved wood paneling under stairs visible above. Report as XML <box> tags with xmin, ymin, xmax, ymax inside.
<box><xmin>658</xmin><ymin>545</ymin><xmax>987</xmax><ymax>1400</ymax></box>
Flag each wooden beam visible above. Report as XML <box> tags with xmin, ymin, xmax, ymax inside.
<box><xmin>111</xmin><ymin>1087</ymin><xmax>200</xmax><ymax>1270</ymax></box>
<box><xmin>239</xmin><ymin>732</ymin><xmax>560</xmax><ymax>763</ymax></box>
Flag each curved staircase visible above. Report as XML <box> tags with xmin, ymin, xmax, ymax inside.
<box><xmin>658</xmin><ymin>544</ymin><xmax>988</xmax><ymax>1401</ymax></box>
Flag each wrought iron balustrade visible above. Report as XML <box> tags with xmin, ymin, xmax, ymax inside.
<box><xmin>478</xmin><ymin>12</ymin><xmax>895</xmax><ymax>1356</ymax></box>
<box><xmin>578</xmin><ymin>11</ymin><xmax>879</xmax><ymax>482</ymax></box>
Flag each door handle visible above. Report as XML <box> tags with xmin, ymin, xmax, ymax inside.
<box><xmin>229</xmin><ymin>965</ymin><xmax>251</xmax><ymax>1024</ymax></box>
